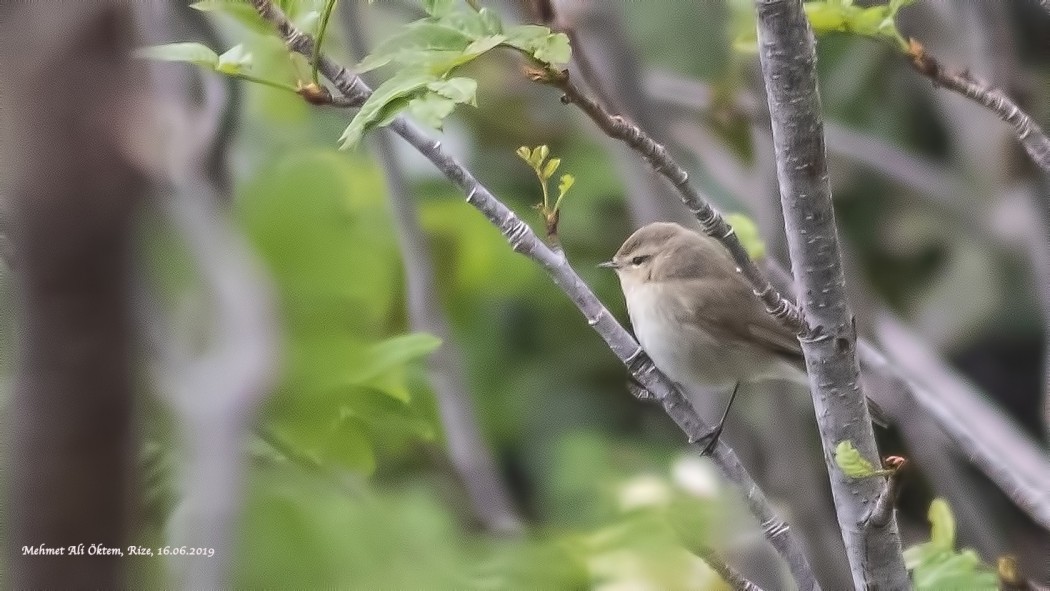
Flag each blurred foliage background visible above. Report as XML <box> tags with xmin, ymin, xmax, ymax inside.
<box><xmin>5</xmin><ymin>0</ymin><xmax>1049</xmax><ymax>589</ymax></box>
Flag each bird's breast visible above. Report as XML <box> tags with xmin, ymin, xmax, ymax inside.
<box><xmin>624</xmin><ymin>282</ymin><xmax>724</xmax><ymax>387</ymax></box>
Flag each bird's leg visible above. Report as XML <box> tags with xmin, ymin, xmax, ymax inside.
<box><xmin>699</xmin><ymin>382</ymin><xmax>741</xmax><ymax>456</ymax></box>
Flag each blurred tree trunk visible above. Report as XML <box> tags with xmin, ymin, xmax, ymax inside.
<box><xmin>2</xmin><ymin>2</ymin><xmax>147</xmax><ymax>588</ymax></box>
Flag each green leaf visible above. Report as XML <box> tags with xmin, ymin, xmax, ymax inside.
<box><xmin>503</xmin><ymin>24</ymin><xmax>551</xmax><ymax>50</ymax></box>
<box><xmin>191</xmin><ymin>0</ymin><xmax>274</xmax><ymax>34</ymax></box>
<box><xmin>904</xmin><ymin>498</ymin><xmax>998</xmax><ymax>591</ymax></box>
<box><xmin>833</xmin><ymin>440</ymin><xmax>883</xmax><ymax>478</ymax></box>
<box><xmin>277</xmin><ymin>0</ymin><xmax>325</xmax><ymax>30</ymax></box>
<box><xmin>216</xmin><ymin>43</ymin><xmax>253</xmax><ymax>74</ymax></box>
<box><xmin>339</xmin><ymin>71</ymin><xmax>439</xmax><ymax>149</ymax></box>
<box><xmin>534</xmin><ymin>144</ymin><xmax>550</xmax><ymax>168</ymax></box>
<box><xmin>422</xmin><ymin>0</ymin><xmax>455</xmax><ymax>17</ymax></box>
<box><xmin>408</xmin><ymin>92</ymin><xmax>457</xmax><ymax>129</ymax></box>
<box><xmin>542</xmin><ymin>157</ymin><xmax>561</xmax><ymax>180</ymax></box>
<box><xmin>343</xmin><ymin>386</ymin><xmax>435</xmax><ymax>440</ymax></box>
<box><xmin>354</xmin><ymin>23</ymin><xmax>474</xmax><ymax>74</ymax></box>
<box><xmin>927</xmin><ymin>498</ymin><xmax>955</xmax><ymax>550</ymax></box>
<box><xmin>462</xmin><ymin>34</ymin><xmax>506</xmax><ymax>57</ymax></box>
<box><xmin>516</xmin><ymin>146</ymin><xmax>532</xmax><ymax>162</ymax></box>
<box><xmin>348</xmin><ymin>333</ymin><xmax>443</xmax><ymax>385</ymax></box>
<box><xmin>726</xmin><ymin>213</ymin><xmax>767</xmax><ymax>260</ymax></box>
<box><xmin>503</xmin><ymin>25</ymin><xmax>572</xmax><ymax>66</ymax></box>
<box><xmin>557</xmin><ymin>174</ymin><xmax>575</xmax><ymax>199</ymax></box>
<box><xmin>133</xmin><ymin>42</ymin><xmax>219</xmax><ymax>68</ymax></box>
<box><xmin>533</xmin><ymin>33</ymin><xmax>571</xmax><ymax>66</ymax></box>
<box><xmin>804</xmin><ymin>2</ymin><xmax>850</xmax><ymax>33</ymax></box>
<box><xmin>436</xmin><ymin>9</ymin><xmax>490</xmax><ymax>39</ymax></box>
<box><xmin>324</xmin><ymin>415</ymin><xmax>376</xmax><ymax>474</ymax></box>
<box><xmin>426</xmin><ymin>77</ymin><xmax>478</xmax><ymax>105</ymax></box>
<box><xmin>479</xmin><ymin>7</ymin><xmax>503</xmax><ymax>35</ymax></box>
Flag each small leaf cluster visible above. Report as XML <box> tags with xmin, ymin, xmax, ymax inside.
<box><xmin>133</xmin><ymin>0</ymin><xmax>572</xmax><ymax>152</ymax></box>
<box><xmin>341</xmin><ymin>1</ymin><xmax>572</xmax><ymax>148</ymax></box>
<box><xmin>833</xmin><ymin>440</ymin><xmax>895</xmax><ymax>478</ymax></box>
<box><xmin>732</xmin><ymin>0</ymin><xmax>917</xmax><ymax>52</ymax></box>
<box><xmin>135</xmin><ymin>0</ymin><xmax>335</xmax><ymax>97</ymax></box>
<box><xmin>192</xmin><ymin>0</ymin><xmax>324</xmax><ymax>35</ymax></box>
<box><xmin>133</xmin><ymin>43</ymin><xmax>300</xmax><ymax>93</ymax></box>
<box><xmin>903</xmin><ymin>499</ymin><xmax>998</xmax><ymax>590</ymax></box>
<box><xmin>516</xmin><ymin>145</ymin><xmax>574</xmax><ymax>241</ymax></box>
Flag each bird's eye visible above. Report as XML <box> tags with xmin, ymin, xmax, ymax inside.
<box><xmin>631</xmin><ymin>255</ymin><xmax>651</xmax><ymax>266</ymax></box>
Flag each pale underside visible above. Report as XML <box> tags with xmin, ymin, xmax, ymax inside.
<box><xmin>624</xmin><ymin>278</ymin><xmax>808</xmax><ymax>391</ymax></box>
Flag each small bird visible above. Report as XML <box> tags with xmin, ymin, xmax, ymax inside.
<box><xmin>600</xmin><ymin>222</ymin><xmax>881</xmax><ymax>451</ymax></box>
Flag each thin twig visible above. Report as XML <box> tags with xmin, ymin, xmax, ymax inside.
<box><xmin>248</xmin><ymin>2</ymin><xmax>822</xmax><ymax>588</ymax></box>
<box><xmin>696</xmin><ymin>546</ymin><xmax>766</xmax><ymax>591</ymax></box>
<box><xmin>535</xmin><ymin>70</ymin><xmax>812</xmax><ymax>339</ymax></box>
<box><xmin>907</xmin><ymin>39</ymin><xmax>1050</xmax><ymax>175</ymax></box>
<box><xmin>753</xmin><ymin>0</ymin><xmax>909</xmax><ymax>587</ymax></box>
<box><xmin>863</xmin><ymin>457</ymin><xmax>906</xmax><ymax>529</ymax></box>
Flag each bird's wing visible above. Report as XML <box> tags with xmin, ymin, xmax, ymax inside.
<box><xmin>680</xmin><ymin>276</ymin><xmax>804</xmax><ymax>364</ymax></box>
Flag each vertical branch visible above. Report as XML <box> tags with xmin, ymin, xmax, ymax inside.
<box><xmin>1038</xmin><ymin>175</ymin><xmax>1050</xmax><ymax>441</ymax></box>
<box><xmin>752</xmin><ymin>0</ymin><xmax>909</xmax><ymax>588</ymax></box>
<box><xmin>3</xmin><ymin>3</ymin><xmax>148</xmax><ymax>588</ymax></box>
<box><xmin>340</xmin><ymin>0</ymin><xmax>522</xmax><ymax>534</ymax></box>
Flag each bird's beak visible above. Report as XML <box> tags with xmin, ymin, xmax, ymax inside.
<box><xmin>598</xmin><ymin>260</ymin><xmax>619</xmax><ymax>269</ymax></box>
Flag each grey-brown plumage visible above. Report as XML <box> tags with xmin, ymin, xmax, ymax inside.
<box><xmin>605</xmin><ymin>222</ymin><xmax>807</xmax><ymax>389</ymax></box>
<box><xmin>603</xmin><ymin>222</ymin><xmax>886</xmax><ymax>425</ymax></box>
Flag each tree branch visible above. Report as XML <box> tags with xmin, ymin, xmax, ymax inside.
<box><xmin>753</xmin><ymin>0</ymin><xmax>909</xmax><ymax>588</ymax></box>
<box><xmin>248</xmin><ymin>1</ymin><xmax>822</xmax><ymax>588</ymax></box>
<box><xmin>696</xmin><ymin>546</ymin><xmax>767</xmax><ymax>591</ymax></box>
<box><xmin>538</xmin><ymin>71</ymin><xmax>811</xmax><ymax>338</ymax></box>
<box><xmin>907</xmin><ymin>39</ymin><xmax>1050</xmax><ymax>175</ymax></box>
<box><xmin>647</xmin><ymin>66</ymin><xmax>1050</xmax><ymax>533</ymax></box>
<box><xmin>339</xmin><ymin>0</ymin><xmax>523</xmax><ymax>535</ymax></box>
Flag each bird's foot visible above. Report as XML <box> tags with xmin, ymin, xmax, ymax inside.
<box><xmin>696</xmin><ymin>424</ymin><xmax>725</xmax><ymax>457</ymax></box>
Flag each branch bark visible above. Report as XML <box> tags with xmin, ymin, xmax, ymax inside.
<box><xmin>753</xmin><ymin>0</ymin><xmax>909</xmax><ymax>588</ymax></box>
<box><xmin>907</xmin><ymin>39</ymin><xmax>1050</xmax><ymax>175</ymax></box>
<box><xmin>3</xmin><ymin>3</ymin><xmax>148</xmax><ymax>588</ymax></box>
<box><xmin>339</xmin><ymin>0</ymin><xmax>522</xmax><ymax>534</ymax></box>
<box><xmin>248</xmin><ymin>1</ymin><xmax>822</xmax><ymax>588</ymax></box>
<box><xmin>696</xmin><ymin>546</ymin><xmax>767</xmax><ymax>591</ymax></box>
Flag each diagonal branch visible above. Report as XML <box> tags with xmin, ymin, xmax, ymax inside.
<box><xmin>248</xmin><ymin>1</ymin><xmax>821</xmax><ymax>588</ymax></box>
<box><xmin>538</xmin><ymin>71</ymin><xmax>811</xmax><ymax>338</ymax></box>
<box><xmin>907</xmin><ymin>39</ymin><xmax>1050</xmax><ymax>175</ymax></box>
<box><xmin>753</xmin><ymin>0</ymin><xmax>909</xmax><ymax>587</ymax></box>
<box><xmin>696</xmin><ymin>546</ymin><xmax>767</xmax><ymax>591</ymax></box>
